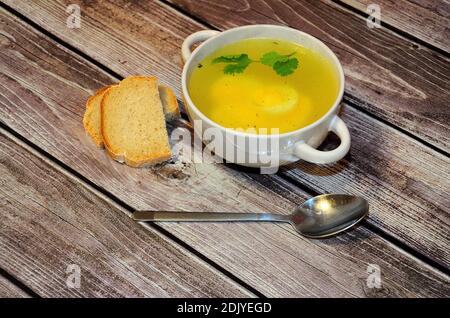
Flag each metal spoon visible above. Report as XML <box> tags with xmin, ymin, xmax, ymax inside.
<box><xmin>133</xmin><ymin>194</ymin><xmax>369</xmax><ymax>238</ymax></box>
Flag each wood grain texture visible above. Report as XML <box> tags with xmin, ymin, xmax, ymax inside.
<box><xmin>2</xmin><ymin>0</ymin><xmax>449</xmax><ymax>268</ymax></box>
<box><xmin>281</xmin><ymin>105</ymin><xmax>450</xmax><ymax>268</ymax></box>
<box><xmin>1</xmin><ymin>9</ymin><xmax>450</xmax><ymax>297</ymax></box>
<box><xmin>167</xmin><ymin>0</ymin><xmax>450</xmax><ymax>152</ymax></box>
<box><xmin>0</xmin><ymin>130</ymin><xmax>252</xmax><ymax>297</ymax></box>
<box><xmin>0</xmin><ymin>274</ymin><xmax>30</xmax><ymax>297</ymax></box>
<box><xmin>337</xmin><ymin>0</ymin><xmax>450</xmax><ymax>52</ymax></box>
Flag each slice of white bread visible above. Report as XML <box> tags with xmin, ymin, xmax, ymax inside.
<box><xmin>83</xmin><ymin>83</ymin><xmax>179</xmax><ymax>148</ymax></box>
<box><xmin>101</xmin><ymin>76</ymin><xmax>172</xmax><ymax>167</ymax></box>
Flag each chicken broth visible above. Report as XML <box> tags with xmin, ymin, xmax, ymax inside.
<box><xmin>188</xmin><ymin>38</ymin><xmax>340</xmax><ymax>134</ymax></box>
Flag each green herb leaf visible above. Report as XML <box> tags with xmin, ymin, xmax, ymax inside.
<box><xmin>212</xmin><ymin>54</ymin><xmax>247</xmax><ymax>64</ymax></box>
<box><xmin>273</xmin><ymin>58</ymin><xmax>299</xmax><ymax>76</ymax></box>
<box><xmin>212</xmin><ymin>51</ymin><xmax>299</xmax><ymax>76</ymax></box>
<box><xmin>212</xmin><ymin>54</ymin><xmax>252</xmax><ymax>75</ymax></box>
<box><xmin>260</xmin><ymin>51</ymin><xmax>294</xmax><ymax>66</ymax></box>
<box><xmin>260</xmin><ymin>51</ymin><xmax>298</xmax><ymax>76</ymax></box>
<box><xmin>222</xmin><ymin>63</ymin><xmax>248</xmax><ymax>75</ymax></box>
<box><xmin>260</xmin><ymin>51</ymin><xmax>284</xmax><ymax>66</ymax></box>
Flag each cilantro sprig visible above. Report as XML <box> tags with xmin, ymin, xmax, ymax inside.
<box><xmin>212</xmin><ymin>54</ymin><xmax>253</xmax><ymax>75</ymax></box>
<box><xmin>211</xmin><ymin>51</ymin><xmax>299</xmax><ymax>76</ymax></box>
<box><xmin>260</xmin><ymin>52</ymin><xmax>298</xmax><ymax>76</ymax></box>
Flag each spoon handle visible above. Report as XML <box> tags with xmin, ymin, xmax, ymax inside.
<box><xmin>133</xmin><ymin>211</ymin><xmax>290</xmax><ymax>223</ymax></box>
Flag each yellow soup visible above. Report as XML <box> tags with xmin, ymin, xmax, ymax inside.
<box><xmin>188</xmin><ymin>38</ymin><xmax>340</xmax><ymax>134</ymax></box>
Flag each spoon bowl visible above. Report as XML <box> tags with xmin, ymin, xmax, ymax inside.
<box><xmin>290</xmin><ymin>194</ymin><xmax>369</xmax><ymax>238</ymax></box>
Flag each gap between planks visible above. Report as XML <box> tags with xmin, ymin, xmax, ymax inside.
<box><xmin>0</xmin><ymin>267</ymin><xmax>38</xmax><ymax>297</ymax></box>
<box><xmin>0</xmin><ymin>0</ymin><xmax>450</xmax><ymax>157</ymax></box>
<box><xmin>1</xmin><ymin>1</ymin><xmax>448</xmax><ymax>275</ymax></box>
<box><xmin>342</xmin><ymin>96</ymin><xmax>449</xmax><ymax>158</ymax></box>
<box><xmin>331</xmin><ymin>0</ymin><xmax>450</xmax><ymax>57</ymax></box>
<box><xmin>279</xmin><ymin>171</ymin><xmax>450</xmax><ymax>277</ymax></box>
<box><xmin>159</xmin><ymin>0</ymin><xmax>450</xmax><ymax>158</ymax></box>
<box><xmin>162</xmin><ymin>0</ymin><xmax>450</xmax><ymax>152</ymax></box>
<box><xmin>2</xmin><ymin>120</ymin><xmax>449</xmax><ymax>296</ymax></box>
<box><xmin>0</xmin><ymin>123</ymin><xmax>263</xmax><ymax>298</ymax></box>
<box><xmin>2</xmin><ymin>0</ymin><xmax>448</xmax><ymax>159</ymax></box>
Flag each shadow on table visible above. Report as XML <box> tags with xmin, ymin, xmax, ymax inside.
<box><xmin>223</xmin><ymin>132</ymin><xmax>351</xmax><ymax>177</ymax></box>
<box><xmin>282</xmin><ymin>132</ymin><xmax>350</xmax><ymax>177</ymax></box>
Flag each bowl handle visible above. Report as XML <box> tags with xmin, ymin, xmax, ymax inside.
<box><xmin>182</xmin><ymin>30</ymin><xmax>221</xmax><ymax>63</ymax></box>
<box><xmin>293</xmin><ymin>116</ymin><xmax>351</xmax><ymax>164</ymax></box>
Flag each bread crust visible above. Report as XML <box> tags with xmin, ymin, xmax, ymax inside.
<box><xmin>83</xmin><ymin>85</ymin><xmax>113</xmax><ymax>147</ymax></box>
<box><xmin>158</xmin><ymin>84</ymin><xmax>180</xmax><ymax>121</ymax></box>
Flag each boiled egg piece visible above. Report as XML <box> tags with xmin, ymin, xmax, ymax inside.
<box><xmin>251</xmin><ymin>85</ymin><xmax>299</xmax><ymax>114</ymax></box>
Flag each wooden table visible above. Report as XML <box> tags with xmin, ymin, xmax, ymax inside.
<box><xmin>1</xmin><ymin>0</ymin><xmax>449</xmax><ymax>298</ymax></box>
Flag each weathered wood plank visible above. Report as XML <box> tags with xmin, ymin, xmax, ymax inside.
<box><xmin>166</xmin><ymin>0</ymin><xmax>450</xmax><ymax>266</ymax></box>
<box><xmin>1</xmin><ymin>8</ymin><xmax>449</xmax><ymax>297</ymax></box>
<box><xmin>337</xmin><ymin>0</ymin><xmax>450</xmax><ymax>52</ymax></box>
<box><xmin>0</xmin><ymin>274</ymin><xmax>30</xmax><ymax>297</ymax></box>
<box><xmin>2</xmin><ymin>0</ymin><xmax>449</xmax><ymax>267</ymax></box>
<box><xmin>0</xmin><ymin>130</ymin><xmax>253</xmax><ymax>297</ymax></box>
<box><xmin>167</xmin><ymin>0</ymin><xmax>450</xmax><ymax>151</ymax></box>
<box><xmin>281</xmin><ymin>105</ymin><xmax>450</xmax><ymax>267</ymax></box>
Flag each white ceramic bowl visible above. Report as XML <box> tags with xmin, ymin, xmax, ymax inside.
<box><xmin>181</xmin><ymin>25</ymin><xmax>350</xmax><ymax>168</ymax></box>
